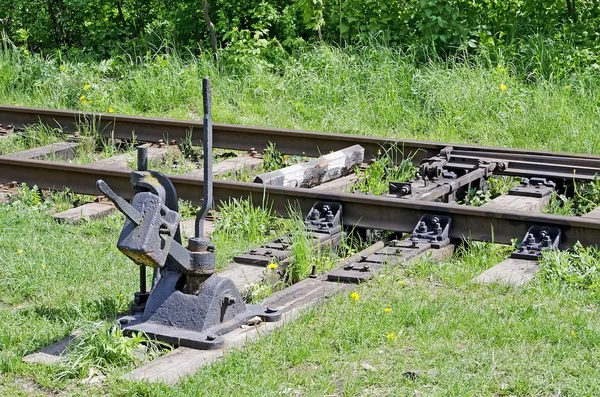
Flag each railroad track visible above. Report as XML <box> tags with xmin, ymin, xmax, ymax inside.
<box><xmin>4</xmin><ymin>105</ymin><xmax>600</xmax><ymax>382</ymax></box>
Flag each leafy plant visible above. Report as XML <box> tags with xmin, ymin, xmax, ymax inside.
<box><xmin>461</xmin><ymin>176</ymin><xmax>520</xmax><ymax>206</ymax></box>
<box><xmin>540</xmin><ymin>243</ymin><xmax>600</xmax><ymax>290</ymax></box>
<box><xmin>352</xmin><ymin>148</ymin><xmax>417</xmax><ymax>196</ymax></box>
<box><xmin>57</xmin><ymin>322</ymin><xmax>170</xmax><ymax>380</ymax></box>
<box><xmin>544</xmin><ymin>175</ymin><xmax>600</xmax><ymax>216</ymax></box>
<box><xmin>262</xmin><ymin>142</ymin><xmax>288</xmax><ymax>172</ymax></box>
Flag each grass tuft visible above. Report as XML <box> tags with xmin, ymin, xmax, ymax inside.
<box><xmin>352</xmin><ymin>148</ymin><xmax>417</xmax><ymax>195</ymax></box>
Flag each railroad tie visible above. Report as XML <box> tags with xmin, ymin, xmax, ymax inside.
<box><xmin>472</xmin><ymin>192</ymin><xmax>553</xmax><ymax>286</ymax></box>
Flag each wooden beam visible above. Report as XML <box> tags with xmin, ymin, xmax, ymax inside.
<box><xmin>52</xmin><ymin>202</ymin><xmax>115</xmax><ymax>224</ymax></box>
<box><xmin>89</xmin><ymin>147</ymin><xmax>167</xmax><ymax>170</ymax></box>
<box><xmin>310</xmin><ymin>174</ymin><xmax>358</xmax><ymax>192</ymax></box>
<box><xmin>472</xmin><ymin>192</ymin><xmax>552</xmax><ymax>286</ymax></box>
<box><xmin>183</xmin><ymin>154</ymin><xmax>263</xmax><ymax>178</ymax></box>
<box><xmin>5</xmin><ymin>142</ymin><xmax>78</xmax><ymax>161</ymax></box>
<box><xmin>254</xmin><ymin>145</ymin><xmax>364</xmax><ymax>188</ymax></box>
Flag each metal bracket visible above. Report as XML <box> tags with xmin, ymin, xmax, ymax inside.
<box><xmin>510</xmin><ymin>225</ymin><xmax>561</xmax><ymax>260</ymax></box>
<box><xmin>509</xmin><ymin>177</ymin><xmax>556</xmax><ymax>198</ymax></box>
<box><xmin>304</xmin><ymin>201</ymin><xmax>342</xmax><ymax>235</ymax></box>
<box><xmin>0</xmin><ymin>124</ymin><xmax>14</xmax><ymax>136</ymax></box>
<box><xmin>409</xmin><ymin>214</ymin><xmax>451</xmax><ymax>248</ymax></box>
<box><xmin>389</xmin><ymin>181</ymin><xmax>412</xmax><ymax>197</ymax></box>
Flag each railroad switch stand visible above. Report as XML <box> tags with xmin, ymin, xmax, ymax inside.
<box><xmin>96</xmin><ymin>78</ymin><xmax>281</xmax><ymax>349</ymax></box>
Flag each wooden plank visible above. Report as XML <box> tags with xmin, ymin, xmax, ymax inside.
<box><xmin>473</xmin><ymin>193</ymin><xmax>552</xmax><ymax>286</ymax></box>
<box><xmin>219</xmin><ymin>263</ymin><xmax>265</xmax><ymax>290</ymax></box>
<box><xmin>123</xmin><ymin>242</ymin><xmax>454</xmax><ymax>383</ymax></box>
<box><xmin>311</xmin><ymin>174</ymin><xmax>358</xmax><ymax>192</ymax></box>
<box><xmin>583</xmin><ymin>207</ymin><xmax>600</xmax><ymax>219</ymax></box>
<box><xmin>52</xmin><ymin>202</ymin><xmax>115</xmax><ymax>224</ymax></box>
<box><xmin>184</xmin><ymin>154</ymin><xmax>263</xmax><ymax>178</ymax></box>
<box><xmin>481</xmin><ymin>194</ymin><xmax>551</xmax><ymax>212</ymax></box>
<box><xmin>472</xmin><ymin>258</ymin><xmax>539</xmax><ymax>286</ymax></box>
<box><xmin>254</xmin><ymin>145</ymin><xmax>364</xmax><ymax>188</ymax></box>
<box><xmin>89</xmin><ymin>147</ymin><xmax>167</xmax><ymax>170</ymax></box>
<box><xmin>179</xmin><ymin>218</ymin><xmax>215</xmax><ymax>238</ymax></box>
<box><xmin>22</xmin><ymin>331</ymin><xmax>82</xmax><ymax>364</ymax></box>
<box><xmin>5</xmin><ymin>142</ymin><xmax>78</xmax><ymax>161</ymax></box>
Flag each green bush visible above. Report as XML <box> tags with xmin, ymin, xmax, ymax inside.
<box><xmin>1</xmin><ymin>0</ymin><xmax>599</xmax><ymax>64</ymax></box>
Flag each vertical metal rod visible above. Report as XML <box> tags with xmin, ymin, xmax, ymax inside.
<box><xmin>137</xmin><ymin>145</ymin><xmax>148</xmax><ymax>172</ymax></box>
<box><xmin>137</xmin><ymin>145</ymin><xmax>148</xmax><ymax>294</ymax></box>
<box><xmin>195</xmin><ymin>77</ymin><xmax>213</xmax><ymax>238</ymax></box>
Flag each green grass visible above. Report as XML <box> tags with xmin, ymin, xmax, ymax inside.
<box><xmin>352</xmin><ymin>149</ymin><xmax>418</xmax><ymax>195</ymax></box>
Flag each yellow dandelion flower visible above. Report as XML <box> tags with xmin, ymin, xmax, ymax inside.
<box><xmin>41</xmin><ymin>263</ymin><xmax>45</xmax><ymax>269</ymax></box>
<box><xmin>350</xmin><ymin>292</ymin><xmax>359</xmax><ymax>301</ymax></box>
<box><xmin>79</xmin><ymin>95</ymin><xmax>86</xmax><ymax>101</ymax></box>
<box><xmin>108</xmin><ymin>107</ymin><xmax>115</xmax><ymax>113</ymax></box>
<box><xmin>384</xmin><ymin>307</ymin><xmax>392</xmax><ymax>313</ymax></box>
<box><xmin>267</xmin><ymin>263</ymin><xmax>278</xmax><ymax>270</ymax></box>
<box><xmin>499</xmin><ymin>84</ymin><xmax>507</xmax><ymax>92</ymax></box>
<box><xmin>16</xmin><ymin>249</ymin><xmax>23</xmax><ymax>255</ymax></box>
<box><xmin>386</xmin><ymin>332</ymin><xmax>396</xmax><ymax>340</ymax></box>
<box><xmin>564</xmin><ymin>85</ymin><xmax>572</xmax><ymax>90</ymax></box>
<box><xmin>399</xmin><ymin>281</ymin><xmax>406</xmax><ymax>286</ymax></box>
<box><xmin>571</xmin><ymin>329</ymin><xmax>576</xmax><ymax>337</ymax></box>
<box><xmin>83</xmin><ymin>84</ymin><xmax>90</xmax><ymax>90</ymax></box>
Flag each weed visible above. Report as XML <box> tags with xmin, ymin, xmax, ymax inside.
<box><xmin>461</xmin><ymin>176</ymin><xmax>520</xmax><ymax>206</ymax></box>
<box><xmin>352</xmin><ymin>149</ymin><xmax>417</xmax><ymax>195</ymax></box>
<box><xmin>57</xmin><ymin>322</ymin><xmax>170</xmax><ymax>380</ymax></box>
<box><xmin>242</xmin><ymin>282</ymin><xmax>275</xmax><ymax>304</ymax></box>
<box><xmin>461</xmin><ymin>188</ymin><xmax>491</xmax><ymax>206</ymax></box>
<box><xmin>215</xmin><ymin>165</ymin><xmax>261</xmax><ymax>182</ymax></box>
<box><xmin>406</xmin><ymin>240</ymin><xmax>513</xmax><ymax>285</ymax></box>
<box><xmin>0</xmin><ymin>124</ymin><xmax>64</xmax><ymax>155</ymax></box>
<box><xmin>544</xmin><ymin>175</ymin><xmax>600</xmax><ymax>216</ymax></box>
<box><xmin>179</xmin><ymin>132</ymin><xmax>204</xmax><ymax>163</ymax></box>
<box><xmin>539</xmin><ymin>243</ymin><xmax>600</xmax><ymax>290</ymax></box>
<box><xmin>145</xmin><ymin>145</ymin><xmax>197</xmax><ymax>175</ymax></box>
<box><xmin>262</xmin><ymin>142</ymin><xmax>287</xmax><ymax>172</ymax></box>
<box><xmin>211</xmin><ymin>197</ymin><xmax>283</xmax><ymax>269</ymax></box>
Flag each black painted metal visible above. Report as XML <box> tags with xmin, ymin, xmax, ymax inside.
<box><xmin>511</xmin><ymin>226</ymin><xmax>562</xmax><ymax>260</ymax></box>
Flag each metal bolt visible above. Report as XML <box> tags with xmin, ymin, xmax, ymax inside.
<box><xmin>526</xmin><ymin>233</ymin><xmax>536</xmax><ymax>245</ymax></box>
<box><xmin>223</xmin><ymin>296</ymin><xmax>236</xmax><ymax>306</ymax></box>
<box><xmin>418</xmin><ymin>221</ymin><xmax>428</xmax><ymax>233</ymax></box>
<box><xmin>400</xmin><ymin>185</ymin><xmax>411</xmax><ymax>195</ymax></box>
<box><xmin>325</xmin><ymin>210</ymin><xmax>334</xmax><ymax>222</ymax></box>
<box><xmin>310</xmin><ymin>209</ymin><xmax>320</xmax><ymax>220</ymax></box>
<box><xmin>361</xmin><ymin>264</ymin><xmax>370</xmax><ymax>271</ymax></box>
<box><xmin>206</xmin><ymin>335</ymin><xmax>216</xmax><ymax>341</ymax></box>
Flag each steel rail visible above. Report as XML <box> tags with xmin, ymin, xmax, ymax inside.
<box><xmin>3</xmin><ymin>105</ymin><xmax>600</xmax><ymax>173</ymax></box>
<box><xmin>1</xmin><ymin>156</ymin><xmax>599</xmax><ymax>250</ymax></box>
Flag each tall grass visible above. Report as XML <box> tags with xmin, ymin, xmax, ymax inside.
<box><xmin>1</xmin><ymin>40</ymin><xmax>599</xmax><ymax>156</ymax></box>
